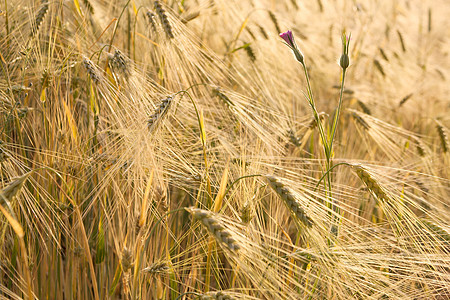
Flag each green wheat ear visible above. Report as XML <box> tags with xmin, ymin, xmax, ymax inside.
<box><xmin>0</xmin><ymin>172</ymin><xmax>32</xmax><ymax>216</ymax></box>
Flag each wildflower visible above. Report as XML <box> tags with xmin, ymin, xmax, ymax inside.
<box><xmin>339</xmin><ymin>33</ymin><xmax>351</xmax><ymax>70</ymax></box>
<box><xmin>279</xmin><ymin>30</ymin><xmax>304</xmax><ymax>64</ymax></box>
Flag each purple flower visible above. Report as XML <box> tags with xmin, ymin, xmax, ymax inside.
<box><xmin>279</xmin><ymin>30</ymin><xmax>295</xmax><ymax>48</ymax></box>
<box><xmin>279</xmin><ymin>30</ymin><xmax>304</xmax><ymax>64</ymax></box>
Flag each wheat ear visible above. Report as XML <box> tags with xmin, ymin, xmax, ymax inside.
<box><xmin>185</xmin><ymin>207</ymin><xmax>241</xmax><ymax>251</ymax></box>
<box><xmin>82</xmin><ymin>57</ymin><xmax>101</xmax><ymax>84</ymax></box>
<box><xmin>154</xmin><ymin>1</ymin><xmax>174</xmax><ymax>39</ymax></box>
<box><xmin>435</xmin><ymin>120</ymin><xmax>449</xmax><ymax>153</ymax></box>
<box><xmin>31</xmin><ymin>3</ymin><xmax>49</xmax><ymax>35</ymax></box>
<box><xmin>351</xmin><ymin>165</ymin><xmax>388</xmax><ymax>201</ymax></box>
<box><xmin>108</xmin><ymin>50</ymin><xmax>131</xmax><ymax>79</ymax></box>
<box><xmin>146</xmin><ymin>11</ymin><xmax>158</xmax><ymax>34</ymax></box>
<box><xmin>265</xmin><ymin>175</ymin><xmax>314</xmax><ymax>227</ymax></box>
<box><xmin>148</xmin><ymin>95</ymin><xmax>175</xmax><ymax>132</ymax></box>
<box><xmin>201</xmin><ymin>291</ymin><xmax>236</xmax><ymax>300</ymax></box>
<box><xmin>142</xmin><ymin>261</ymin><xmax>169</xmax><ymax>275</ymax></box>
<box><xmin>351</xmin><ymin>110</ymin><xmax>370</xmax><ymax>130</ymax></box>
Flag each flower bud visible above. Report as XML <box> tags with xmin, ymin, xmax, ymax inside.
<box><xmin>340</xmin><ymin>54</ymin><xmax>349</xmax><ymax>69</ymax></box>
<box><xmin>339</xmin><ymin>33</ymin><xmax>351</xmax><ymax>70</ymax></box>
<box><xmin>293</xmin><ymin>48</ymin><xmax>304</xmax><ymax>64</ymax></box>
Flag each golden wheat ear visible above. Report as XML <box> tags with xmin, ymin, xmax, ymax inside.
<box><xmin>435</xmin><ymin>120</ymin><xmax>449</xmax><ymax>153</ymax></box>
<box><xmin>185</xmin><ymin>207</ymin><xmax>241</xmax><ymax>252</ymax></box>
<box><xmin>265</xmin><ymin>175</ymin><xmax>314</xmax><ymax>227</ymax></box>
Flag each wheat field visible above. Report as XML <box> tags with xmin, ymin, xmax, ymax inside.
<box><xmin>0</xmin><ymin>0</ymin><xmax>449</xmax><ymax>299</ymax></box>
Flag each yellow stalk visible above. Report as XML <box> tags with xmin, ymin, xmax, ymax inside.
<box><xmin>139</xmin><ymin>169</ymin><xmax>154</xmax><ymax>228</ymax></box>
<box><xmin>0</xmin><ymin>203</ymin><xmax>32</xmax><ymax>300</ymax></box>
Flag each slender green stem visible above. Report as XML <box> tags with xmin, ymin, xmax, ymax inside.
<box><xmin>301</xmin><ymin>62</ymin><xmax>329</xmax><ymax>159</ymax></box>
<box><xmin>4</xmin><ymin>0</ymin><xmax>9</xmax><ymax>49</ymax></box>
<box><xmin>314</xmin><ymin>162</ymin><xmax>353</xmax><ymax>191</ymax></box>
<box><xmin>107</xmin><ymin>0</ymin><xmax>132</xmax><ymax>52</ymax></box>
<box><xmin>178</xmin><ymin>91</ymin><xmax>212</xmax><ymax>203</ymax></box>
<box><xmin>222</xmin><ymin>174</ymin><xmax>263</xmax><ymax>203</ymax></box>
<box><xmin>329</xmin><ymin>70</ymin><xmax>347</xmax><ymax>153</ymax></box>
<box><xmin>300</xmin><ymin>62</ymin><xmax>332</xmax><ymax>204</ymax></box>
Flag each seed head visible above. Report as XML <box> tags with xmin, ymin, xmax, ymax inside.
<box><xmin>82</xmin><ymin>57</ymin><xmax>101</xmax><ymax>84</ymax></box>
<box><xmin>148</xmin><ymin>95</ymin><xmax>175</xmax><ymax>132</ymax></box>
<box><xmin>185</xmin><ymin>207</ymin><xmax>241</xmax><ymax>252</ymax></box>
<box><xmin>265</xmin><ymin>175</ymin><xmax>313</xmax><ymax>227</ymax></box>
<box><xmin>142</xmin><ymin>261</ymin><xmax>169</xmax><ymax>275</ymax></box>
<box><xmin>201</xmin><ymin>291</ymin><xmax>236</xmax><ymax>300</ymax></box>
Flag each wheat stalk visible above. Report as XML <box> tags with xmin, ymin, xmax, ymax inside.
<box><xmin>121</xmin><ymin>247</ymin><xmax>133</xmax><ymax>271</ymax></box>
<box><xmin>414</xmin><ymin>137</ymin><xmax>427</xmax><ymax>157</ymax></box>
<box><xmin>397</xmin><ymin>29</ymin><xmax>406</xmax><ymax>52</ymax></box>
<box><xmin>245</xmin><ymin>27</ymin><xmax>256</xmax><ymax>40</ymax></box>
<box><xmin>258</xmin><ymin>24</ymin><xmax>269</xmax><ymax>39</ymax></box>
<box><xmin>268</xmin><ymin>11</ymin><xmax>281</xmax><ymax>33</ymax></box>
<box><xmin>286</xmin><ymin>129</ymin><xmax>301</xmax><ymax>147</ymax></box>
<box><xmin>82</xmin><ymin>0</ymin><xmax>94</xmax><ymax>14</ymax></box>
<box><xmin>212</xmin><ymin>86</ymin><xmax>234</xmax><ymax>107</ymax></box>
<box><xmin>0</xmin><ymin>172</ymin><xmax>32</xmax><ymax>210</ymax></box>
<box><xmin>399</xmin><ymin>93</ymin><xmax>413</xmax><ymax>107</ymax></box>
<box><xmin>244</xmin><ymin>43</ymin><xmax>256</xmax><ymax>62</ymax></box>
<box><xmin>240</xmin><ymin>199</ymin><xmax>255</xmax><ymax>224</ymax></box>
<box><xmin>185</xmin><ymin>207</ymin><xmax>241</xmax><ymax>252</ymax></box>
<box><xmin>357</xmin><ymin>100</ymin><xmax>371</xmax><ymax>115</ymax></box>
<box><xmin>265</xmin><ymin>175</ymin><xmax>314</xmax><ymax>227</ymax></box>
<box><xmin>421</xmin><ymin>219</ymin><xmax>450</xmax><ymax>242</ymax></box>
